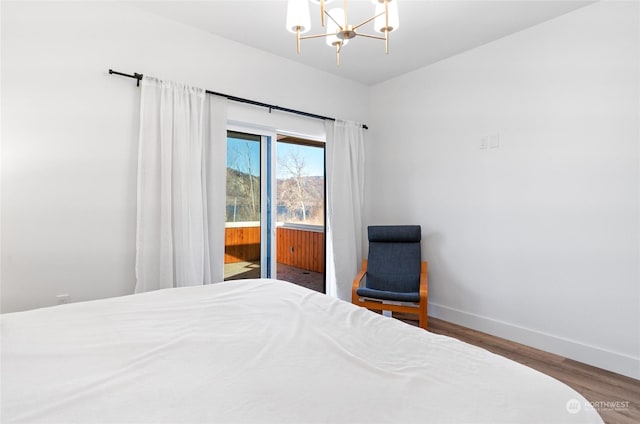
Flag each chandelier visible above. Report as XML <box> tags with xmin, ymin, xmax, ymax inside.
<box><xmin>286</xmin><ymin>0</ymin><xmax>400</xmax><ymax>65</ymax></box>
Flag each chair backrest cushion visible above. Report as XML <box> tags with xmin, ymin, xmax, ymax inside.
<box><xmin>366</xmin><ymin>225</ymin><xmax>421</xmax><ymax>293</ymax></box>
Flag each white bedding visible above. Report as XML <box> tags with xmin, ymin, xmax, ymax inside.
<box><xmin>1</xmin><ymin>279</ymin><xmax>602</xmax><ymax>423</ymax></box>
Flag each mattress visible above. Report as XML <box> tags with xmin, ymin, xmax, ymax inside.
<box><xmin>1</xmin><ymin>279</ymin><xmax>603</xmax><ymax>423</ymax></box>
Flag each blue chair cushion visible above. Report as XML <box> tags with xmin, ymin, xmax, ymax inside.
<box><xmin>366</xmin><ymin>225</ymin><xmax>421</xmax><ymax>294</ymax></box>
<box><xmin>356</xmin><ymin>287</ymin><xmax>420</xmax><ymax>303</ymax></box>
<box><xmin>368</xmin><ymin>225</ymin><xmax>421</xmax><ymax>243</ymax></box>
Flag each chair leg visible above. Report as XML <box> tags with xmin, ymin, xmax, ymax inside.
<box><xmin>419</xmin><ymin>301</ymin><xmax>428</xmax><ymax>329</ymax></box>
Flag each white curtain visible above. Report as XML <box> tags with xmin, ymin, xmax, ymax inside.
<box><xmin>325</xmin><ymin>120</ymin><xmax>365</xmax><ymax>300</ymax></box>
<box><xmin>135</xmin><ymin>76</ymin><xmax>227</xmax><ymax>293</ymax></box>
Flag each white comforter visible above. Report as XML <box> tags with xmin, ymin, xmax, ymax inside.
<box><xmin>1</xmin><ymin>279</ymin><xmax>602</xmax><ymax>423</ymax></box>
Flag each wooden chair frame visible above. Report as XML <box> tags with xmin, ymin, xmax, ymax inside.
<box><xmin>351</xmin><ymin>259</ymin><xmax>429</xmax><ymax>329</ymax></box>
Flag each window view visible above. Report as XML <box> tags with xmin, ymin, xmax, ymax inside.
<box><xmin>276</xmin><ymin>142</ymin><xmax>324</xmax><ymax>226</ymax></box>
<box><xmin>276</xmin><ymin>136</ymin><xmax>325</xmax><ymax>293</ymax></box>
<box><xmin>224</xmin><ymin>132</ymin><xmax>261</xmax><ymax>280</ymax></box>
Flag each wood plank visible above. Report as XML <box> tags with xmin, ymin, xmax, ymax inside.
<box><xmin>225</xmin><ymin>226</ymin><xmax>260</xmax><ymax>263</ymax></box>
<box><xmin>273</xmin><ymin>227</ymin><xmax>324</xmax><ymax>273</ymax></box>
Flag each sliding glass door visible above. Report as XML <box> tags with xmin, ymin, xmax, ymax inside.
<box><xmin>224</xmin><ymin>131</ymin><xmax>262</xmax><ymax>280</ymax></box>
<box><xmin>223</xmin><ymin>129</ymin><xmax>325</xmax><ymax>293</ymax></box>
<box><xmin>275</xmin><ymin>136</ymin><xmax>325</xmax><ymax>293</ymax></box>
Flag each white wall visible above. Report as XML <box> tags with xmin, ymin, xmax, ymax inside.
<box><xmin>367</xmin><ymin>1</ymin><xmax>639</xmax><ymax>379</ymax></box>
<box><xmin>1</xmin><ymin>1</ymin><xmax>369</xmax><ymax>313</ymax></box>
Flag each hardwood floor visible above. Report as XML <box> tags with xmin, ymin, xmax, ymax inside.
<box><xmin>398</xmin><ymin>316</ymin><xmax>639</xmax><ymax>424</ymax></box>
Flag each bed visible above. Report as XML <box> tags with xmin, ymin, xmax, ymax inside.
<box><xmin>1</xmin><ymin>279</ymin><xmax>602</xmax><ymax>423</ymax></box>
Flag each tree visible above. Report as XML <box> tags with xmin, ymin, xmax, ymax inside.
<box><xmin>227</xmin><ymin>142</ymin><xmax>260</xmax><ymax>221</ymax></box>
<box><xmin>279</xmin><ymin>150</ymin><xmax>308</xmax><ymax>220</ymax></box>
<box><xmin>278</xmin><ymin>149</ymin><xmax>323</xmax><ymax>224</ymax></box>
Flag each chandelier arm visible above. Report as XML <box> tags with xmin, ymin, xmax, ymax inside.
<box><xmin>355</xmin><ymin>32</ymin><xmax>386</xmax><ymax>41</ymax></box>
<box><xmin>324</xmin><ymin>10</ymin><xmax>343</xmax><ymax>31</ymax></box>
<box><xmin>385</xmin><ymin>29</ymin><xmax>389</xmax><ymax>54</ymax></box>
<box><xmin>353</xmin><ymin>11</ymin><xmax>385</xmax><ymax>30</ymax></box>
<box><xmin>300</xmin><ymin>32</ymin><xmax>339</xmax><ymax>40</ymax></box>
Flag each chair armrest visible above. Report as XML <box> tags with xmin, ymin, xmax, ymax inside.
<box><xmin>351</xmin><ymin>259</ymin><xmax>368</xmax><ymax>303</ymax></box>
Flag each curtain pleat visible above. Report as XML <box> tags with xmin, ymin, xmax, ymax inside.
<box><xmin>325</xmin><ymin>120</ymin><xmax>365</xmax><ymax>300</ymax></box>
<box><xmin>135</xmin><ymin>77</ymin><xmax>227</xmax><ymax>293</ymax></box>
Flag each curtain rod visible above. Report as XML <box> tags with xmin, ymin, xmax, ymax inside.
<box><xmin>108</xmin><ymin>69</ymin><xmax>368</xmax><ymax>130</ymax></box>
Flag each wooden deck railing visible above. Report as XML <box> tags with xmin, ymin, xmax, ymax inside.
<box><xmin>224</xmin><ymin>225</ymin><xmax>260</xmax><ymax>264</ymax></box>
<box><xmin>276</xmin><ymin>226</ymin><xmax>324</xmax><ymax>273</ymax></box>
<box><xmin>224</xmin><ymin>224</ymin><xmax>324</xmax><ymax>273</ymax></box>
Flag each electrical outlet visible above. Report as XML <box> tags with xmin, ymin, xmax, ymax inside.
<box><xmin>56</xmin><ymin>294</ymin><xmax>70</xmax><ymax>305</ymax></box>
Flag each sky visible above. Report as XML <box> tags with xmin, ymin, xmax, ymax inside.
<box><xmin>277</xmin><ymin>142</ymin><xmax>325</xmax><ymax>177</ymax></box>
<box><xmin>227</xmin><ymin>137</ymin><xmax>325</xmax><ymax>177</ymax></box>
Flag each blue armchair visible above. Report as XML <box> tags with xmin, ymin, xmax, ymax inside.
<box><xmin>351</xmin><ymin>225</ymin><xmax>429</xmax><ymax>328</ymax></box>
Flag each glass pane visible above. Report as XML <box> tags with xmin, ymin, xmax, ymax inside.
<box><xmin>224</xmin><ymin>132</ymin><xmax>261</xmax><ymax>280</ymax></box>
<box><xmin>276</xmin><ymin>140</ymin><xmax>325</xmax><ymax>292</ymax></box>
<box><xmin>276</xmin><ymin>142</ymin><xmax>324</xmax><ymax>226</ymax></box>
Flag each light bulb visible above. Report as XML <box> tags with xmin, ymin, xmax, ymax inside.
<box><xmin>374</xmin><ymin>0</ymin><xmax>399</xmax><ymax>33</ymax></box>
<box><xmin>286</xmin><ymin>0</ymin><xmax>311</xmax><ymax>34</ymax></box>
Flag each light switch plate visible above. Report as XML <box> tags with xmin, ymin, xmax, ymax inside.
<box><xmin>489</xmin><ymin>133</ymin><xmax>500</xmax><ymax>148</ymax></box>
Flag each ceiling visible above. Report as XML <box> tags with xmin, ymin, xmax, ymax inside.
<box><xmin>132</xmin><ymin>0</ymin><xmax>593</xmax><ymax>86</ymax></box>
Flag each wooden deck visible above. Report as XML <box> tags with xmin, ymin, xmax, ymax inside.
<box><xmin>224</xmin><ymin>260</ymin><xmax>260</xmax><ymax>280</ymax></box>
<box><xmin>225</xmin><ymin>225</ymin><xmax>324</xmax><ymax>274</ymax></box>
<box><xmin>224</xmin><ymin>224</ymin><xmax>325</xmax><ymax>291</ymax></box>
<box><xmin>224</xmin><ymin>261</ymin><xmax>324</xmax><ymax>293</ymax></box>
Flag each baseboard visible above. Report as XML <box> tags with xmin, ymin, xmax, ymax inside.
<box><xmin>429</xmin><ymin>302</ymin><xmax>640</xmax><ymax>380</ymax></box>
